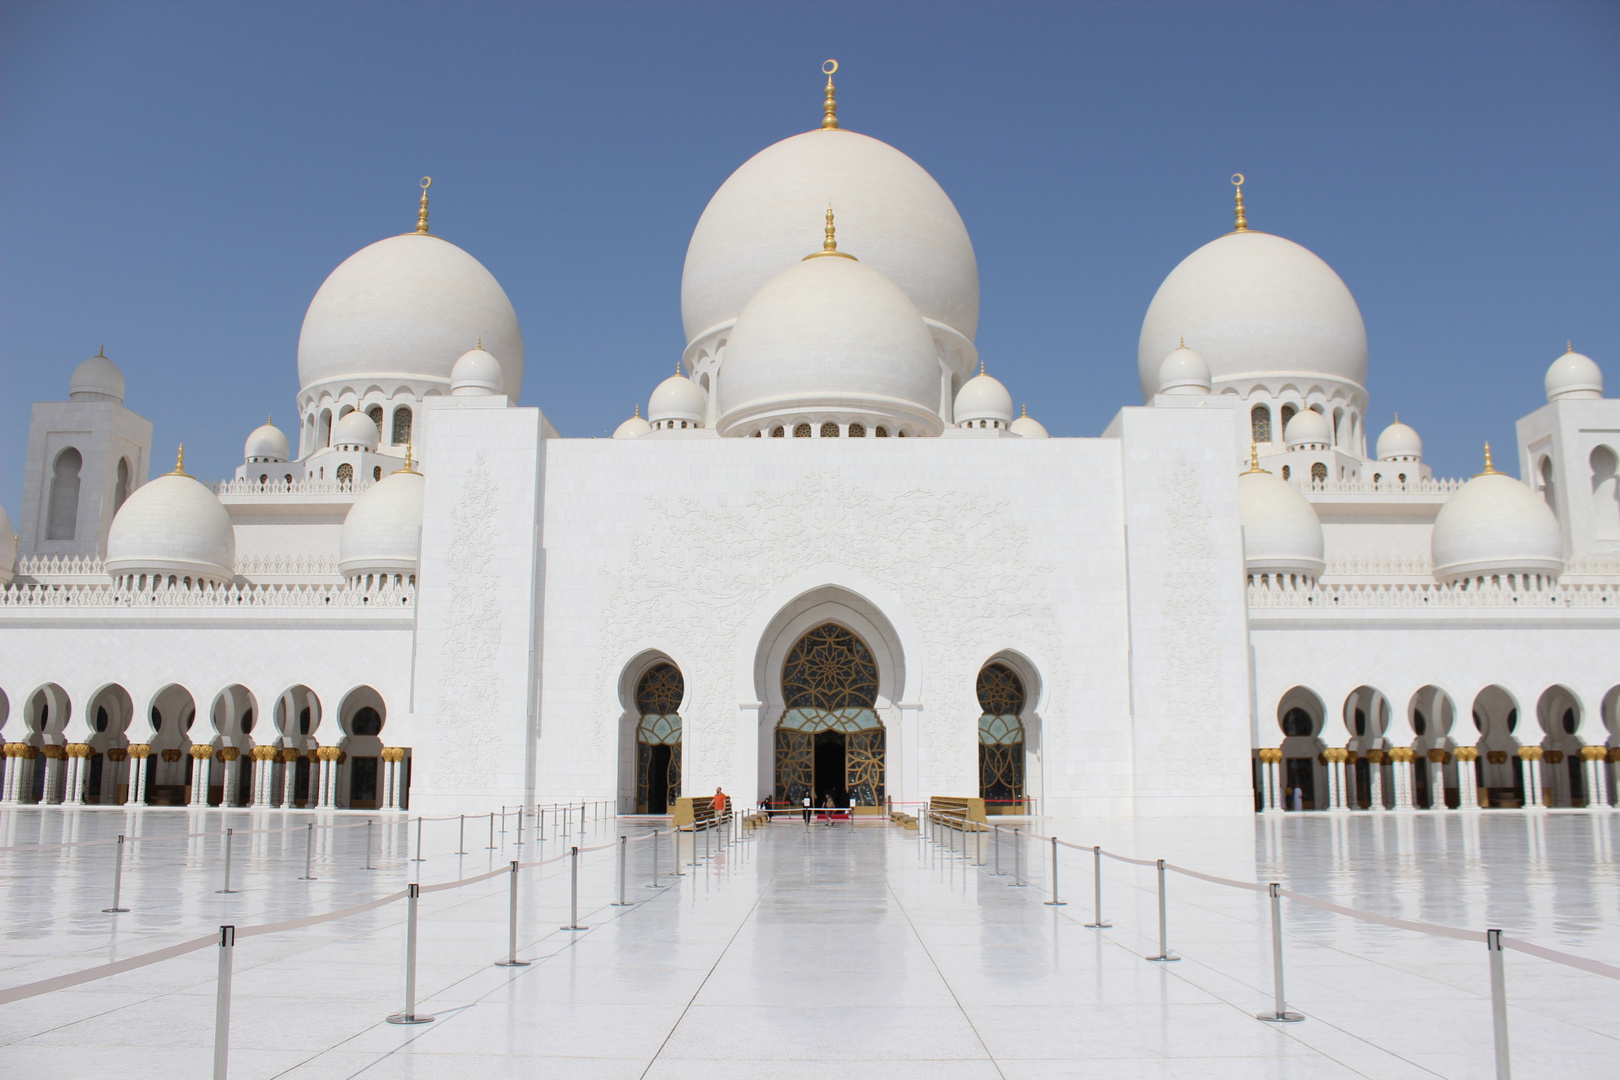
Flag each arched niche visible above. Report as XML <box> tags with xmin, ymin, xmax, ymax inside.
<box><xmin>614</xmin><ymin>650</ymin><xmax>686</xmax><ymax>815</ymax></box>
<box><xmin>1471</xmin><ymin>685</ymin><xmax>1523</xmax><ymax>806</ymax></box>
<box><xmin>336</xmin><ymin>686</ymin><xmax>387</xmax><ymax>810</ymax></box>
<box><xmin>1536</xmin><ymin>684</ymin><xmax>1585</xmax><ymax>807</ymax></box>
<box><xmin>1405</xmin><ymin>685</ymin><xmax>1457</xmax><ymax>809</ymax></box>
<box><xmin>1275</xmin><ymin>686</ymin><xmax>1325</xmax><ymax>810</ymax></box>
<box><xmin>209</xmin><ymin>685</ymin><xmax>259</xmax><ymax>747</ymax></box>
<box><xmin>976</xmin><ymin>651</ymin><xmax>1044</xmax><ymax>813</ymax></box>
<box><xmin>82</xmin><ymin>684</ymin><xmax>134</xmax><ymax>806</ymax></box>
<box><xmin>273</xmin><ymin>685</ymin><xmax>322</xmax><ymax>746</ymax></box>
<box><xmin>23</xmin><ymin>683</ymin><xmax>71</xmax><ymax>743</ymax></box>
<box><xmin>143</xmin><ymin>684</ymin><xmax>196</xmax><ymax>805</ymax></box>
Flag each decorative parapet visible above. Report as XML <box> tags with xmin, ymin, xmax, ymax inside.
<box><xmin>235</xmin><ymin>554</ymin><xmax>341</xmax><ymax>579</ymax></box>
<box><xmin>1294</xmin><ymin>476</ymin><xmax>1464</xmax><ymax>496</ymax></box>
<box><xmin>1248</xmin><ymin>576</ymin><xmax>1620</xmax><ymax>610</ymax></box>
<box><xmin>1323</xmin><ymin>557</ymin><xmax>1433</xmax><ymax>577</ymax></box>
<box><xmin>0</xmin><ymin>580</ymin><xmax>414</xmax><ymax>609</ymax></box>
<box><xmin>15</xmin><ymin>555</ymin><xmax>108</xmax><ymax>583</ymax></box>
<box><xmin>213</xmin><ymin>477</ymin><xmax>372</xmax><ymax>497</ymax></box>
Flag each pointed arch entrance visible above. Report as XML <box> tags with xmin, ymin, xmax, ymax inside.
<box><xmin>635</xmin><ymin>662</ymin><xmax>683</xmax><ymax>814</ymax></box>
<box><xmin>774</xmin><ymin>623</ymin><xmax>884</xmax><ymax>807</ymax></box>
<box><xmin>977</xmin><ymin>662</ymin><xmax>1026</xmax><ymax>806</ymax></box>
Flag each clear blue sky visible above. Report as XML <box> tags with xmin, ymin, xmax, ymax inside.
<box><xmin>2</xmin><ymin>1</ymin><xmax>1616</xmax><ymax>514</ymax></box>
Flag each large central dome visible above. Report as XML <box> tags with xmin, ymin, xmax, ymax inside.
<box><xmin>681</xmin><ymin>129</ymin><xmax>979</xmax><ymax>347</ymax></box>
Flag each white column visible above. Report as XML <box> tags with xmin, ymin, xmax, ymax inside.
<box><xmin>305</xmin><ymin>751</ymin><xmax>320</xmax><ymax>810</ymax></box>
<box><xmin>7</xmin><ymin>753</ymin><xmax>34</xmax><ymax>803</ymax></box>
<box><xmin>319</xmin><ymin>756</ymin><xmax>337</xmax><ymax>809</ymax></box>
<box><xmin>1457</xmin><ymin>751</ymin><xmax>1480</xmax><ymax>810</ymax></box>
<box><xmin>1327</xmin><ymin>755</ymin><xmax>1345</xmax><ymax>811</ymax></box>
<box><xmin>1393</xmin><ymin>755</ymin><xmax>1414</xmax><ymax>810</ymax></box>
<box><xmin>189</xmin><ymin>751</ymin><xmax>211</xmax><ymax>806</ymax></box>
<box><xmin>0</xmin><ymin>751</ymin><xmax>8</xmax><ymax>802</ymax></box>
<box><xmin>42</xmin><ymin>753</ymin><xmax>65</xmax><ymax>805</ymax></box>
<box><xmin>64</xmin><ymin>752</ymin><xmax>85</xmax><ymax>805</ymax></box>
<box><xmin>1429</xmin><ymin>756</ymin><xmax>1447</xmax><ymax>809</ymax></box>
<box><xmin>382</xmin><ymin>756</ymin><xmax>397</xmax><ymax>811</ymax></box>
<box><xmin>1369</xmin><ymin>756</ymin><xmax>1385</xmax><ymax>810</ymax></box>
<box><xmin>1524</xmin><ymin>754</ymin><xmax>1545</xmax><ymax>809</ymax></box>
<box><xmin>1260</xmin><ymin>753</ymin><xmax>1280</xmax><ymax>812</ymax></box>
<box><xmin>127</xmin><ymin>749</ymin><xmax>148</xmax><ymax>805</ymax></box>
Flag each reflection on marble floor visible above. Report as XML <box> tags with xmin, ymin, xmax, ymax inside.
<box><xmin>0</xmin><ymin>807</ymin><xmax>1616</xmax><ymax>1079</ymax></box>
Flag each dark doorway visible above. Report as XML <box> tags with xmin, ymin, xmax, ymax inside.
<box><xmin>1284</xmin><ymin>756</ymin><xmax>1316</xmax><ymax>809</ymax></box>
<box><xmin>350</xmin><ymin>756</ymin><xmax>379</xmax><ymax>809</ymax></box>
<box><xmin>814</xmin><ymin>730</ymin><xmax>846</xmax><ymax>805</ymax></box>
<box><xmin>87</xmin><ymin>753</ymin><xmax>104</xmax><ymax>804</ymax></box>
<box><xmin>646</xmin><ymin>743</ymin><xmax>673</xmax><ymax>814</ymax></box>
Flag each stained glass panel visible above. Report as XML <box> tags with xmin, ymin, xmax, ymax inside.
<box><xmin>635</xmin><ymin>663</ymin><xmax>684</xmax><ymax>715</ymax></box>
<box><xmin>782</xmin><ymin>624</ymin><xmax>878</xmax><ymax>710</ymax></box>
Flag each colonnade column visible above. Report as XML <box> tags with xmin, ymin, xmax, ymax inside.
<box><xmin>0</xmin><ymin>747</ymin><xmax>8</xmax><ymax>803</ymax></box>
<box><xmin>381</xmin><ymin>747</ymin><xmax>402</xmax><ymax>811</ymax></box>
<box><xmin>1427</xmin><ymin>749</ymin><xmax>1449</xmax><ymax>809</ymax></box>
<box><xmin>1580</xmin><ymin>746</ymin><xmax>1610</xmax><ymax>808</ymax></box>
<box><xmin>1343</xmin><ymin>752</ymin><xmax>1359</xmax><ymax>809</ymax></box>
<box><xmin>1454</xmin><ymin>747</ymin><xmax>1480</xmax><ymax>810</ymax></box>
<box><xmin>64</xmin><ymin>744</ymin><xmax>92</xmax><ymax>804</ymax></box>
<box><xmin>219</xmin><ymin>747</ymin><xmax>242</xmax><ymax>807</ymax></box>
<box><xmin>3</xmin><ymin>745</ymin><xmax>37</xmax><ymax>803</ymax></box>
<box><xmin>1518</xmin><ymin>746</ymin><xmax>1545</xmax><ymax>809</ymax></box>
<box><xmin>1389</xmin><ymin>747</ymin><xmax>1415</xmax><ymax>810</ymax></box>
<box><xmin>250</xmin><ymin>746</ymin><xmax>275</xmax><ymax>807</ymax></box>
<box><xmin>41</xmin><ymin>745</ymin><xmax>67</xmax><ymax>804</ymax></box>
<box><xmin>317</xmin><ymin>747</ymin><xmax>340</xmax><ymax>809</ymax></box>
<box><xmin>1366</xmin><ymin>749</ymin><xmax>1386</xmax><ymax>810</ymax></box>
<box><xmin>126</xmin><ymin>745</ymin><xmax>150</xmax><ymax>805</ymax></box>
<box><xmin>1258</xmin><ymin>748</ymin><xmax>1282</xmax><ymax>812</ymax></box>
<box><xmin>1324</xmin><ymin>748</ymin><xmax>1347</xmax><ymax>811</ymax></box>
<box><xmin>189</xmin><ymin>745</ymin><xmax>214</xmax><ymax>806</ymax></box>
<box><xmin>304</xmin><ymin>745</ymin><xmax>321</xmax><ymax>809</ymax></box>
<box><xmin>277</xmin><ymin>748</ymin><xmax>299</xmax><ymax>808</ymax></box>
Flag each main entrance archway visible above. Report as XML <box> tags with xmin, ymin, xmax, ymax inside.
<box><xmin>774</xmin><ymin>623</ymin><xmax>884</xmax><ymax>806</ymax></box>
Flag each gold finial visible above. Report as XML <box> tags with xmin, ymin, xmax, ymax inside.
<box><xmin>1231</xmin><ymin>173</ymin><xmax>1248</xmax><ymax>232</ymax></box>
<box><xmin>397</xmin><ymin>440</ymin><xmax>419</xmax><ymax>475</ymax></box>
<box><xmin>1567</xmin><ymin>341</ymin><xmax>1574</xmax><ymax>353</ymax></box>
<box><xmin>634</xmin><ymin>404</ymin><xmax>641</xmax><ymax>418</ymax></box>
<box><xmin>1179</xmin><ymin>336</ymin><xmax>1186</xmax><ymax>349</ymax></box>
<box><xmin>1244</xmin><ymin>441</ymin><xmax>1269</xmax><ymax>474</ymax></box>
<box><xmin>1393</xmin><ymin>412</ymin><xmax>1399</xmax><ymax>423</ymax></box>
<box><xmin>96</xmin><ymin>345</ymin><xmax>107</xmax><ymax>358</ymax></box>
<box><xmin>415</xmin><ymin>177</ymin><xmax>432</xmax><ymax>234</ymax></box>
<box><xmin>476</xmin><ymin>336</ymin><xmax>482</xmax><ymax>350</ymax></box>
<box><xmin>1021</xmin><ymin>404</ymin><xmax>1028</xmax><ymax>418</ymax></box>
<box><xmin>821</xmin><ymin>59</ymin><xmax>839</xmax><ymax>130</ymax></box>
<box><xmin>980</xmin><ymin>359</ymin><xmax>986</xmax><ymax>377</ymax></box>
<box><xmin>1478</xmin><ymin>442</ymin><xmax>1498</xmax><ymax>476</ymax></box>
<box><xmin>803</xmin><ymin>205</ymin><xmax>857</xmax><ymax>261</ymax></box>
<box><xmin>171</xmin><ymin>445</ymin><xmax>187</xmax><ymax>476</ymax></box>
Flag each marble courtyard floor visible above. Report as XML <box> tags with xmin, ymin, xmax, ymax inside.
<box><xmin>0</xmin><ymin>806</ymin><xmax>1616</xmax><ymax>1078</ymax></box>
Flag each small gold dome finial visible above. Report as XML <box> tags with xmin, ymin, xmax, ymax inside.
<box><xmin>634</xmin><ymin>404</ymin><xmax>641</xmax><ymax>418</ymax></box>
<box><xmin>1479</xmin><ymin>442</ymin><xmax>1499</xmax><ymax>476</ymax></box>
<box><xmin>1567</xmin><ymin>341</ymin><xmax>1574</xmax><ymax>353</ymax></box>
<box><xmin>980</xmin><ymin>359</ymin><xmax>986</xmax><ymax>377</ymax></box>
<box><xmin>1244</xmin><ymin>441</ymin><xmax>1269</xmax><ymax>474</ymax></box>
<box><xmin>1231</xmin><ymin>173</ymin><xmax>1248</xmax><ymax>232</ymax></box>
<box><xmin>416</xmin><ymin>177</ymin><xmax>432</xmax><ymax>234</ymax></box>
<box><xmin>1021</xmin><ymin>404</ymin><xmax>1028</xmax><ymax>418</ymax></box>
<box><xmin>803</xmin><ymin>205</ymin><xmax>857</xmax><ymax>261</ymax></box>
<box><xmin>96</xmin><ymin>345</ymin><xmax>107</xmax><ymax>358</ymax></box>
<box><xmin>1179</xmin><ymin>336</ymin><xmax>1186</xmax><ymax>349</ymax></box>
<box><xmin>476</xmin><ymin>336</ymin><xmax>482</xmax><ymax>350</ymax></box>
<box><xmin>397</xmin><ymin>441</ymin><xmax>419</xmax><ymax>475</ymax></box>
<box><xmin>171</xmin><ymin>445</ymin><xmax>187</xmax><ymax>476</ymax></box>
<box><xmin>267</xmin><ymin>414</ymin><xmax>273</xmax><ymax>426</ymax></box>
<box><xmin>821</xmin><ymin>59</ymin><xmax>839</xmax><ymax>130</ymax></box>
<box><xmin>1393</xmin><ymin>412</ymin><xmax>1399</xmax><ymax>423</ymax></box>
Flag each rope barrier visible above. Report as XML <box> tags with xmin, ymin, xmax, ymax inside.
<box><xmin>0</xmin><ymin>816</ymin><xmax>374</xmax><ymax>854</ymax></box>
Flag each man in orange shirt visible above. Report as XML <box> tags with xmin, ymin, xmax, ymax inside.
<box><xmin>712</xmin><ymin>786</ymin><xmax>727</xmax><ymax>822</ymax></box>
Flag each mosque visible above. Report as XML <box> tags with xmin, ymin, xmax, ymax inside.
<box><xmin>1</xmin><ymin>64</ymin><xmax>1616</xmax><ymax>820</ymax></box>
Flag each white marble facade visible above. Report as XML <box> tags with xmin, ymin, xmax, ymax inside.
<box><xmin>2</xmin><ymin>74</ymin><xmax>1617</xmax><ymax>818</ymax></box>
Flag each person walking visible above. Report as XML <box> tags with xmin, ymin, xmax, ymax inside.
<box><xmin>712</xmin><ymin>786</ymin><xmax>727</xmax><ymax>825</ymax></box>
<box><xmin>822</xmin><ymin>792</ymin><xmax>834</xmax><ymax>826</ymax></box>
<box><xmin>802</xmin><ymin>794</ymin><xmax>811</xmax><ymax>824</ymax></box>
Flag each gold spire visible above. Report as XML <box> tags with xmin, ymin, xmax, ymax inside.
<box><xmin>803</xmin><ymin>205</ymin><xmax>857</xmax><ymax>261</ymax></box>
<box><xmin>821</xmin><ymin>59</ymin><xmax>839</xmax><ymax>130</ymax></box>
<box><xmin>1393</xmin><ymin>412</ymin><xmax>1399</xmax><ymax>423</ymax></box>
<box><xmin>980</xmin><ymin>359</ymin><xmax>986</xmax><ymax>377</ymax></box>
<box><xmin>1179</xmin><ymin>336</ymin><xmax>1186</xmax><ymax>349</ymax></box>
<box><xmin>415</xmin><ymin>177</ymin><xmax>432</xmax><ymax>234</ymax></box>
<box><xmin>397</xmin><ymin>441</ymin><xmax>419</xmax><ymax>475</ymax></box>
<box><xmin>1021</xmin><ymin>404</ymin><xmax>1028</xmax><ymax>418</ymax></box>
<box><xmin>1477</xmin><ymin>442</ymin><xmax>1499</xmax><ymax>476</ymax></box>
<box><xmin>634</xmin><ymin>404</ymin><xmax>641</xmax><ymax>419</ymax></box>
<box><xmin>1243</xmin><ymin>442</ymin><xmax>1269</xmax><ymax>474</ymax></box>
<box><xmin>1567</xmin><ymin>341</ymin><xmax>1574</xmax><ymax>353</ymax></box>
<box><xmin>1231</xmin><ymin>173</ymin><xmax>1248</xmax><ymax>232</ymax></box>
<box><xmin>476</xmin><ymin>336</ymin><xmax>483</xmax><ymax>350</ymax></box>
<box><xmin>96</xmin><ymin>345</ymin><xmax>107</xmax><ymax>358</ymax></box>
<box><xmin>170</xmin><ymin>445</ymin><xmax>187</xmax><ymax>476</ymax></box>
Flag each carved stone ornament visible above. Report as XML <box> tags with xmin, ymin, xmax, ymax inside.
<box><xmin>437</xmin><ymin>452</ymin><xmax>503</xmax><ymax>787</ymax></box>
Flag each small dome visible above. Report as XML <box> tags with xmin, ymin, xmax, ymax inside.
<box><xmin>1284</xmin><ymin>408</ymin><xmax>1332</xmax><ymax>449</ymax></box>
<box><xmin>1155</xmin><ymin>344</ymin><xmax>1211</xmax><ymax>395</ymax></box>
<box><xmin>648</xmin><ymin>370</ymin><xmax>707</xmax><ymax>426</ymax></box>
<box><xmin>339</xmin><ymin>467</ymin><xmax>426</xmax><ymax>580</ymax></box>
<box><xmin>953</xmin><ymin>369</ymin><xmax>1013</xmax><ymax>426</ymax></box>
<box><xmin>1375</xmin><ymin>417</ymin><xmax>1422</xmax><ymax>461</ymax></box>
<box><xmin>715</xmin><ymin>251</ymin><xmax>942</xmax><ymax>436</ymax></box>
<box><xmin>613</xmin><ymin>408</ymin><xmax>652</xmax><ymax>439</ymax></box>
<box><xmin>1431</xmin><ymin>452</ymin><xmax>1563</xmax><ymax>581</ymax></box>
<box><xmin>1237</xmin><ymin>465</ymin><xmax>1325</xmax><ymax>576</ymax></box>
<box><xmin>0</xmin><ymin>503</ymin><xmax>13</xmax><ymax>584</ymax></box>
<box><xmin>450</xmin><ymin>345</ymin><xmax>505</xmax><ymax>397</ymax></box>
<box><xmin>106</xmin><ymin>467</ymin><xmax>235</xmax><ymax>585</ymax></box>
<box><xmin>1545</xmin><ymin>345</ymin><xmax>1602</xmax><ymax>402</ymax></box>
<box><xmin>1010</xmin><ymin>407</ymin><xmax>1049</xmax><ymax>439</ymax></box>
<box><xmin>70</xmin><ymin>351</ymin><xmax>125</xmax><ymax>403</ymax></box>
<box><xmin>244</xmin><ymin>420</ymin><xmax>290</xmax><ymax>462</ymax></box>
<box><xmin>332</xmin><ymin>411</ymin><xmax>380</xmax><ymax>451</ymax></box>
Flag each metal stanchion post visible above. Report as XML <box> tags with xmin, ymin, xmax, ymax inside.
<box><xmin>216</xmin><ymin>828</ymin><xmax>238</xmax><ymax>894</ymax></box>
<box><xmin>612</xmin><ymin>835</ymin><xmax>633</xmax><ymax>905</ymax></box>
<box><xmin>648</xmin><ymin>827</ymin><xmax>663</xmax><ymax>887</ymax></box>
<box><xmin>487</xmin><ymin>811</ymin><xmax>496</xmax><ymax>850</ymax></box>
<box><xmin>1256</xmin><ymin>883</ymin><xmax>1303</xmax><ymax>1022</ymax></box>
<box><xmin>1009</xmin><ymin>827</ymin><xmax>1026</xmax><ymax>887</ymax></box>
<box><xmin>688</xmin><ymin>825</ymin><xmax>701</xmax><ymax>867</ymax></box>
<box><xmin>494</xmin><ymin>861</ymin><xmax>530</xmax><ymax>967</ymax></box>
<box><xmin>976</xmin><ymin>823</ymin><xmax>985</xmax><ymax>866</ymax></box>
<box><xmin>1147</xmin><ymin>859</ymin><xmax>1180</xmax><ymax>961</ymax></box>
<box><xmin>364</xmin><ymin>819</ymin><xmax>375</xmax><ymax>871</ymax></box>
<box><xmin>1044</xmin><ymin>836</ymin><xmax>1066</xmax><ymax>905</ymax></box>
<box><xmin>704</xmin><ymin>819</ymin><xmax>711</xmax><ymax>862</ymax></box>
<box><xmin>562</xmin><ymin>806</ymin><xmax>569</xmax><ymax>838</ymax></box>
<box><xmin>212</xmin><ymin>925</ymin><xmax>235</xmax><ymax>1080</ymax></box>
<box><xmin>672</xmin><ymin>824</ymin><xmax>684</xmax><ymax>876</ymax></box>
<box><xmin>103</xmin><ymin>834</ymin><xmax>130</xmax><ymax>912</ymax></box>
<box><xmin>299</xmin><ymin>821</ymin><xmax>316</xmax><ymax>880</ymax></box>
<box><xmin>413</xmin><ymin>816</ymin><xmax>425</xmax><ymax>862</ymax></box>
<box><xmin>500</xmin><ymin>806</ymin><xmax>507</xmax><ymax>844</ymax></box>
<box><xmin>1488</xmin><ymin>929</ymin><xmax>1512</xmax><ymax>1080</ymax></box>
<box><xmin>992</xmin><ymin>824</ymin><xmax>1003</xmax><ymax>875</ymax></box>
<box><xmin>538</xmin><ymin>805</ymin><xmax>545</xmax><ymax>844</ymax></box>
<box><xmin>579</xmin><ymin>801</ymin><xmax>586</xmax><ymax>837</ymax></box>
<box><xmin>516</xmin><ymin>807</ymin><xmax>524</xmax><ymax>847</ymax></box>
<box><xmin>386</xmin><ymin>884</ymin><xmax>435</xmax><ymax>1023</ymax></box>
<box><xmin>561</xmin><ymin>846</ymin><xmax>587</xmax><ymax>930</ymax></box>
<box><xmin>1085</xmin><ymin>845</ymin><xmax>1111</xmax><ymax>928</ymax></box>
<box><xmin>457</xmin><ymin>814</ymin><xmax>467</xmax><ymax>855</ymax></box>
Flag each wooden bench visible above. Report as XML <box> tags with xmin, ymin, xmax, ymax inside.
<box><xmin>671</xmin><ymin>796</ymin><xmax>730</xmax><ymax>830</ymax></box>
<box><xmin>927</xmin><ymin>796</ymin><xmax>987</xmax><ymax>831</ymax></box>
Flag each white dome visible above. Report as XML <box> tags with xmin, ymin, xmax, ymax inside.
<box><xmin>339</xmin><ymin>468</ymin><xmax>425</xmax><ymax>579</ymax></box>
<box><xmin>1010</xmin><ymin>408</ymin><xmax>1049</xmax><ymax>439</ymax></box>
<box><xmin>297</xmin><ymin>233</ymin><xmax>524</xmax><ymax>399</ymax></box>
<box><xmin>1545</xmin><ymin>346</ymin><xmax>1602</xmax><ymax>402</ymax></box>
<box><xmin>613</xmin><ymin>410</ymin><xmax>652</xmax><ymax>439</ymax></box>
<box><xmin>1138</xmin><ymin>230</ymin><xmax>1367</xmax><ymax>403</ymax></box>
<box><xmin>0</xmin><ymin>503</ymin><xmax>13</xmax><ymax>584</ymax></box>
<box><xmin>69</xmin><ymin>351</ymin><xmax>124</xmax><ymax>403</ymax></box>
<box><xmin>244</xmin><ymin>420</ymin><xmax>290</xmax><ymax>462</ymax></box>
<box><xmin>1431</xmin><ymin>458</ymin><xmax>1564</xmax><ymax>581</ymax></box>
<box><xmin>106</xmin><ymin>470</ymin><xmax>235</xmax><ymax>585</ymax></box>
<box><xmin>450</xmin><ymin>346</ymin><xmax>505</xmax><ymax>397</ymax></box>
<box><xmin>1284</xmin><ymin>408</ymin><xmax>1332</xmax><ymax>449</ymax></box>
<box><xmin>333</xmin><ymin>411</ymin><xmax>380</xmax><ymax>450</ymax></box>
<box><xmin>682</xmin><ymin>128</ymin><xmax>978</xmax><ymax>350</ymax></box>
<box><xmin>1237</xmin><ymin>467</ymin><xmax>1325</xmax><ymax>576</ymax></box>
<box><xmin>953</xmin><ymin>370</ymin><xmax>1013</xmax><ymax>426</ymax></box>
<box><xmin>648</xmin><ymin>371</ymin><xmax>707</xmax><ymax>425</ymax></box>
<box><xmin>1155</xmin><ymin>344</ymin><xmax>1211</xmax><ymax>395</ymax></box>
<box><xmin>1375</xmin><ymin>417</ymin><xmax>1422</xmax><ymax>461</ymax></box>
<box><xmin>715</xmin><ymin>252</ymin><xmax>943</xmax><ymax>436</ymax></box>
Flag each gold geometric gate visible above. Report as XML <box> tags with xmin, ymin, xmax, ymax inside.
<box><xmin>977</xmin><ymin>662</ymin><xmax>1025</xmax><ymax>805</ymax></box>
<box><xmin>774</xmin><ymin>623</ymin><xmax>885</xmax><ymax>805</ymax></box>
<box><xmin>634</xmin><ymin>662</ymin><xmax>683</xmax><ymax>814</ymax></box>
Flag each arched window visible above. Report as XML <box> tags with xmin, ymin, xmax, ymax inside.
<box><xmin>47</xmin><ymin>447</ymin><xmax>83</xmax><ymax>540</ymax></box>
<box><xmin>1281</xmin><ymin>708</ymin><xmax>1314</xmax><ymax>737</ymax></box>
<box><xmin>336</xmin><ymin>463</ymin><xmax>354</xmax><ymax>484</ymax></box>
<box><xmin>351</xmin><ymin>707</ymin><xmax>382</xmax><ymax>736</ymax></box>
<box><xmin>391</xmin><ymin>406</ymin><xmax>413</xmax><ymax>445</ymax></box>
<box><xmin>977</xmin><ymin>662</ymin><xmax>1026</xmax><ymax>805</ymax></box>
<box><xmin>820</xmin><ymin>422</ymin><xmax>839</xmax><ymax>438</ymax></box>
<box><xmin>875</xmin><ymin>426</ymin><xmax>889</xmax><ymax>438</ymax></box>
<box><xmin>1310</xmin><ymin>462</ymin><xmax>1328</xmax><ymax>484</ymax></box>
<box><xmin>1280</xmin><ymin>404</ymin><xmax>1297</xmax><ymax>431</ymax></box>
<box><xmin>634</xmin><ymin>663</ymin><xmax>683</xmax><ymax>814</ymax></box>
<box><xmin>776</xmin><ymin>624</ymin><xmax>883</xmax><ymax>807</ymax></box>
<box><xmin>771</xmin><ymin>426</ymin><xmax>785</xmax><ymax>438</ymax></box>
<box><xmin>366</xmin><ymin>405</ymin><xmax>384</xmax><ymax>430</ymax></box>
<box><xmin>318</xmin><ymin>409</ymin><xmax>332</xmax><ymax>447</ymax></box>
<box><xmin>1589</xmin><ymin>447</ymin><xmax>1618</xmax><ymax>536</ymax></box>
<box><xmin>1250</xmin><ymin>405</ymin><xmax>1272</xmax><ymax>444</ymax></box>
<box><xmin>849</xmin><ymin>422</ymin><xmax>866</xmax><ymax>438</ymax></box>
<box><xmin>794</xmin><ymin>423</ymin><xmax>812</xmax><ymax>438</ymax></box>
<box><xmin>114</xmin><ymin>457</ymin><xmax>131</xmax><ymax>513</ymax></box>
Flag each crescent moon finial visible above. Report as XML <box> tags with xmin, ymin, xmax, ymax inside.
<box><xmin>821</xmin><ymin>60</ymin><xmax>839</xmax><ymax>129</ymax></box>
